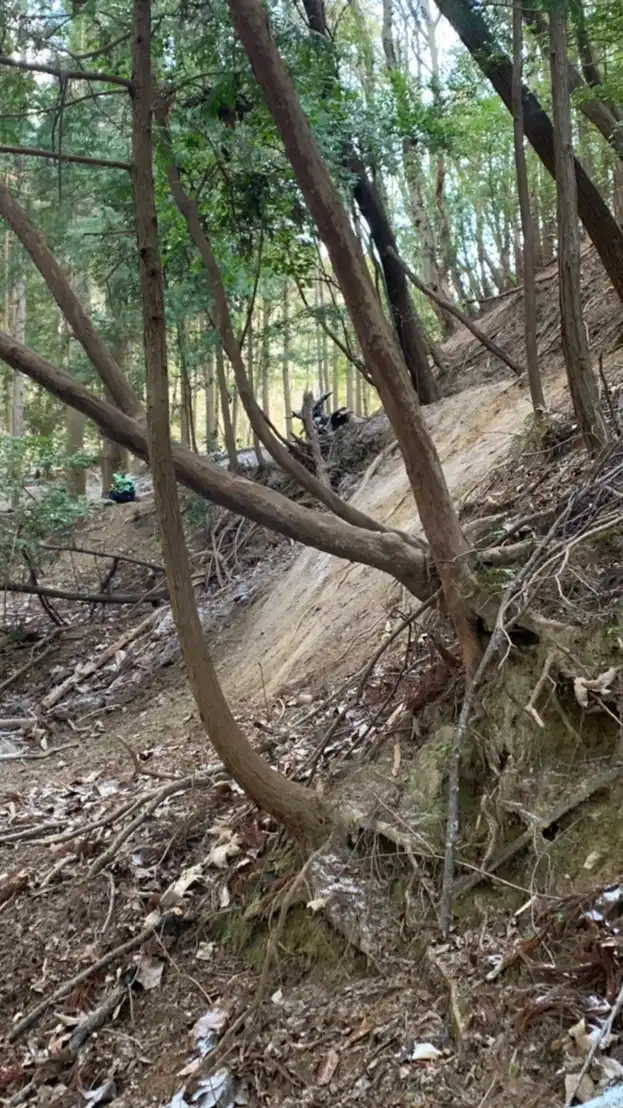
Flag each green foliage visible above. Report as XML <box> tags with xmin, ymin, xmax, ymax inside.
<box><xmin>0</xmin><ymin>436</ymin><xmax>94</xmax><ymax>578</ymax></box>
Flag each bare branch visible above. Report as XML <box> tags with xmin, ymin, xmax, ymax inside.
<box><xmin>389</xmin><ymin>248</ymin><xmax>525</xmax><ymax>377</ymax></box>
<box><xmin>0</xmin><ymin>54</ymin><xmax>132</xmax><ymax>88</ymax></box>
<box><xmin>2</xmin><ymin>581</ymin><xmax>168</xmax><ymax>604</ymax></box>
<box><xmin>0</xmin><ymin>143</ymin><xmax>131</xmax><ymax>171</ymax></box>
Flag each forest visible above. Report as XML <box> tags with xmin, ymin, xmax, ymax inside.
<box><xmin>1</xmin><ymin>0</ymin><xmax>623</xmax><ymax>1104</ymax></box>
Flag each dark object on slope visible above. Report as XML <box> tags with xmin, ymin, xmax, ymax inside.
<box><xmin>292</xmin><ymin>392</ymin><xmax>353</xmax><ymax>435</ymax></box>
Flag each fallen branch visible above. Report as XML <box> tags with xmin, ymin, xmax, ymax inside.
<box><xmin>389</xmin><ymin>248</ymin><xmax>525</xmax><ymax>377</ymax></box>
<box><xmin>7</xmin><ymin>923</ymin><xmax>159</xmax><ymax>1042</ymax></box>
<box><xmin>40</xmin><ymin>609</ymin><xmax>159</xmax><ymax>711</ymax></box>
<box><xmin>42</xmin><ymin>542</ymin><xmax>163</xmax><ymax>572</ymax></box>
<box><xmin>3</xmin><ymin>580</ymin><xmax>168</xmax><ymax>604</ymax></box>
<box><xmin>67</xmin><ymin>975</ymin><xmax>133</xmax><ymax>1058</ymax></box>
<box><xmin>0</xmin><ymin>742</ymin><xmax>77</xmax><ymax>762</ymax></box>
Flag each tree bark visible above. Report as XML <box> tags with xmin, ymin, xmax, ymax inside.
<box><xmin>215</xmin><ymin>335</ymin><xmax>238</xmax><ymax>471</ymax></box>
<box><xmin>227</xmin><ymin>0</ymin><xmax>484</xmax><ymax>674</ymax></box>
<box><xmin>512</xmin><ymin>0</ymin><xmax>545</xmax><ymax>414</ymax></box>
<box><xmin>434</xmin><ymin>0</ymin><xmax>623</xmax><ymax>306</ymax></box>
<box><xmin>549</xmin><ymin>5</ymin><xmax>606</xmax><ymax>451</ymax></box>
<box><xmin>10</xmin><ymin>271</ymin><xmax>25</xmax><ymax>438</ymax></box>
<box><xmin>282</xmin><ymin>283</ymin><xmax>293</xmax><ymax>439</ymax></box>
<box><xmin>131</xmin><ymin>0</ymin><xmax>332</xmax><ymax>843</ymax></box>
<box><xmin>204</xmin><ymin>342</ymin><xmax>218</xmax><ymax>452</ymax></box>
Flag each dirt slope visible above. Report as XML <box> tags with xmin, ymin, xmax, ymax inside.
<box><xmin>222</xmin><ymin>375</ymin><xmax>561</xmax><ymax>701</ymax></box>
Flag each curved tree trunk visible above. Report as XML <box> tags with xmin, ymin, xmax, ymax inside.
<box><xmin>434</xmin><ymin>0</ymin><xmax>623</xmax><ymax>306</ymax></box>
<box><xmin>131</xmin><ymin>0</ymin><xmax>332</xmax><ymax>843</ymax></box>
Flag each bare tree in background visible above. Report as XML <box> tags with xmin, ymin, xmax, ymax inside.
<box><xmin>512</xmin><ymin>0</ymin><xmax>545</xmax><ymax>415</ymax></box>
<box><xmin>549</xmin><ymin>3</ymin><xmax>606</xmax><ymax>450</ymax></box>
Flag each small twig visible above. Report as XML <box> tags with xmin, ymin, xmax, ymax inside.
<box><xmin>598</xmin><ymin>352</ymin><xmax>622</xmax><ymax>438</ymax></box>
<box><xmin>563</xmin><ymin>978</ymin><xmax>623</xmax><ymax>1108</ymax></box>
<box><xmin>355</xmin><ymin>592</ymin><xmax>439</xmax><ymax>700</ymax></box>
<box><xmin>0</xmin><ymin>742</ymin><xmax>77</xmax><ymax>762</ymax></box>
<box><xmin>101</xmin><ymin>872</ymin><xmax>116</xmax><ymax>935</ymax></box>
<box><xmin>114</xmin><ymin>734</ymin><xmax>174</xmax><ymax>779</ymax></box>
<box><xmin>41</xmin><ymin>542</ymin><xmax>163</xmax><ymax>572</ymax></box>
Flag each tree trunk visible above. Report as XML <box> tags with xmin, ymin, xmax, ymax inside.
<box><xmin>332</xmin><ymin>342</ymin><xmax>340</xmax><ymax>407</ymax></box>
<box><xmin>65</xmin><ymin>406</ymin><xmax>87</xmax><ymax>496</ymax></box>
<box><xmin>346</xmin><ymin>359</ymin><xmax>354</xmax><ymax>411</ymax></box>
<box><xmin>246</xmin><ymin>313</ymin><xmax>263</xmax><ymax>467</ymax></box>
<box><xmin>549</xmin><ymin>5</ymin><xmax>606</xmax><ymax>450</ymax></box>
<box><xmin>228</xmin><ymin>0</ymin><xmax>484</xmax><ymax>674</ymax></box>
<box><xmin>512</xmin><ymin>0</ymin><xmax>545</xmax><ymax>414</ymax></box>
<box><xmin>131</xmin><ymin>0</ymin><xmax>331</xmax><ymax>843</ymax></box>
<box><xmin>435</xmin><ymin>0</ymin><xmax>623</xmax><ymax>306</ymax></box>
<box><xmin>10</xmin><ymin>271</ymin><xmax>25</xmax><ymax>437</ymax></box>
<box><xmin>282</xmin><ymin>283</ymin><xmax>293</xmax><ymax>439</ymax></box>
<box><xmin>261</xmin><ymin>299</ymin><xmax>271</xmax><ymax>421</ymax></box>
<box><xmin>381</xmin><ymin>0</ymin><xmax>453</xmax><ymax>336</ymax></box>
<box><xmin>204</xmin><ymin>343</ymin><xmax>218</xmax><ymax>452</ymax></box>
<box><xmin>178</xmin><ymin>320</ymin><xmax>196</xmax><ymax>451</ymax></box>
<box><xmin>215</xmin><ymin>336</ymin><xmax>238</xmax><ymax>470</ymax></box>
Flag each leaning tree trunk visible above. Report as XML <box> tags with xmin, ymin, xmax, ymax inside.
<box><xmin>549</xmin><ymin>4</ymin><xmax>606</xmax><ymax>451</ymax></box>
<box><xmin>131</xmin><ymin>0</ymin><xmax>332</xmax><ymax>843</ymax></box>
<box><xmin>512</xmin><ymin>0</ymin><xmax>545</xmax><ymax>415</ymax></box>
<box><xmin>434</xmin><ymin>0</ymin><xmax>623</xmax><ymax>306</ymax></box>
<box><xmin>301</xmin><ymin>0</ymin><xmax>439</xmax><ymax>405</ymax></box>
<box><xmin>227</xmin><ymin>0</ymin><xmax>484</xmax><ymax>674</ymax></box>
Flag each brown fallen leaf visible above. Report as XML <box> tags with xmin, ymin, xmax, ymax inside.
<box><xmin>317</xmin><ymin>1048</ymin><xmax>340</xmax><ymax>1086</ymax></box>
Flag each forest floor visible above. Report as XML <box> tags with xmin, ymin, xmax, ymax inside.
<box><xmin>2</xmin><ymin>246</ymin><xmax>623</xmax><ymax>1108</ymax></box>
